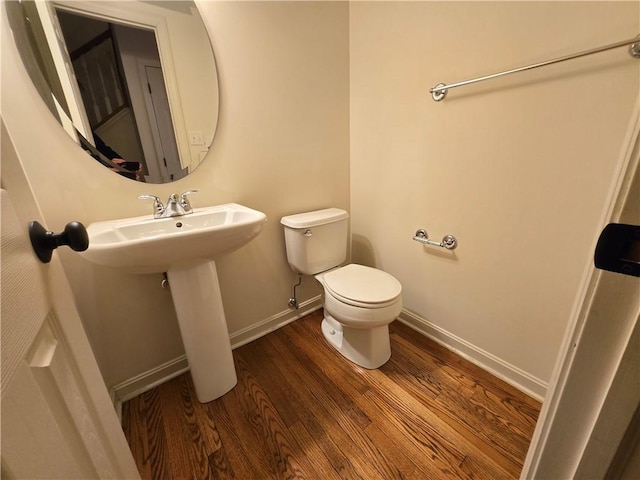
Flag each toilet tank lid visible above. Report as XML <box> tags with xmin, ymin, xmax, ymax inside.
<box><xmin>280</xmin><ymin>208</ymin><xmax>349</xmax><ymax>229</ymax></box>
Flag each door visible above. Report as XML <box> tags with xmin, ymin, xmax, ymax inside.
<box><xmin>144</xmin><ymin>64</ymin><xmax>185</xmax><ymax>181</ymax></box>
<box><xmin>0</xmin><ymin>188</ymin><xmax>139</xmax><ymax>479</ymax></box>
<box><xmin>32</xmin><ymin>1</ymin><xmax>93</xmax><ymax>143</ymax></box>
<box><xmin>522</xmin><ymin>117</ymin><xmax>639</xmax><ymax>479</ymax></box>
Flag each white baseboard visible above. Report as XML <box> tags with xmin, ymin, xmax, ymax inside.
<box><xmin>398</xmin><ymin>309</ymin><xmax>547</xmax><ymax>402</ymax></box>
<box><xmin>230</xmin><ymin>295</ymin><xmax>322</xmax><ymax>348</ymax></box>
<box><xmin>110</xmin><ymin>296</ymin><xmax>323</xmax><ymax>416</ymax></box>
<box><xmin>111</xmin><ymin>354</ymin><xmax>190</xmax><ymax>421</ymax></box>
<box><xmin>112</xmin><ymin>298</ymin><xmax>544</xmax><ymax>419</ymax></box>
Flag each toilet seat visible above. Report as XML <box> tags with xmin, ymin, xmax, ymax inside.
<box><xmin>322</xmin><ymin>264</ymin><xmax>402</xmax><ymax>309</ymax></box>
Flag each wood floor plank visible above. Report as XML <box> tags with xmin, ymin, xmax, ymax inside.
<box><xmin>361</xmin><ymin>369</ymin><xmax>515</xmax><ymax>479</ymax></box>
<box><xmin>184</xmin><ymin>378</ymin><xmax>235</xmax><ymax>479</ymax></box>
<box><xmin>122</xmin><ymin>309</ymin><xmax>541</xmax><ymax>480</ymax></box>
<box><xmin>232</xmin><ymin>355</ymin><xmax>311</xmax><ymax>479</ymax></box>
<box><xmin>440</xmin><ymin>386</ymin><xmax>532</xmax><ymax>467</ymax></box>
<box><xmin>121</xmin><ymin>396</ymin><xmax>153</xmax><ymax>479</ymax></box>
<box><xmin>362</xmin><ymin>422</ymin><xmax>433</xmax><ymax>480</ymax></box>
<box><xmin>389</xmin><ymin>326</ymin><xmax>484</xmax><ymax>397</ymax></box>
<box><xmin>264</xmin><ymin>330</ymin><xmax>392</xmax><ymax>480</ymax></box>
<box><xmin>389</xmin><ymin>324</ymin><xmax>538</xmax><ymax>473</ymax></box>
<box><xmin>288</xmin><ymin>420</ymin><xmax>342</xmax><ymax>480</ymax></box>
<box><xmin>358</xmin><ymin>373</ymin><xmax>474</xmax><ymax>478</ymax></box>
<box><xmin>459</xmin><ymin>454</ymin><xmax>515</xmax><ymax>480</ymax></box>
<box><xmin>383</xmin><ymin>349</ymin><xmax>442</xmax><ymax>400</ymax></box>
<box><xmin>470</xmin><ymin>384</ymin><xmax>540</xmax><ymax>435</ymax></box>
<box><xmin>280</xmin><ymin>319</ymin><xmax>472</xmax><ymax>480</ymax></box>
<box><xmin>236</xmin><ymin>340</ymin><xmax>302</xmax><ymax>428</ymax></box>
<box><xmin>206</xmin><ymin>395</ymin><xmax>271</xmax><ymax>479</ymax></box>
<box><xmin>141</xmin><ymin>387</ymin><xmax>173</xmax><ymax>480</ymax></box>
<box><xmin>236</xmin><ymin>338</ymin><xmax>360</xmax><ymax>479</ymax></box>
<box><xmin>386</xmin><ymin>328</ymin><xmax>529</xmax><ymax>476</ymax></box>
<box><xmin>219</xmin><ymin>379</ymin><xmax>280</xmax><ymax>478</ymax></box>
<box><xmin>287</xmin><ymin>318</ymin><xmax>373</xmax><ymax>396</ymax></box>
<box><xmin>291</xmin><ymin>332</ymin><xmax>484</xmax><ymax>478</ymax></box>
<box><xmin>157</xmin><ymin>375</ymin><xmax>213</xmax><ymax>479</ymax></box>
<box><xmin>392</xmin><ymin>322</ymin><xmax>540</xmax><ymax>413</ymax></box>
<box><xmin>278</xmin><ymin>322</ymin><xmax>374</xmax><ymax>430</ymax></box>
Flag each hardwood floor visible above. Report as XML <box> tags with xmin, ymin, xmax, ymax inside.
<box><xmin>122</xmin><ymin>310</ymin><xmax>541</xmax><ymax>479</ymax></box>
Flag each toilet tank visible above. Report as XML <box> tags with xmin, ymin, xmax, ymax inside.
<box><xmin>280</xmin><ymin>208</ymin><xmax>349</xmax><ymax>275</ymax></box>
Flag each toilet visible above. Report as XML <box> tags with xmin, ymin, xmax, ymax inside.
<box><xmin>281</xmin><ymin>208</ymin><xmax>402</xmax><ymax>369</ymax></box>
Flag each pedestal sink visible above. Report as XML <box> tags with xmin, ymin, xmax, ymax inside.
<box><xmin>79</xmin><ymin>203</ymin><xmax>267</xmax><ymax>402</ymax></box>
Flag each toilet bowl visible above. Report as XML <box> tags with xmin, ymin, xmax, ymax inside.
<box><xmin>316</xmin><ymin>264</ymin><xmax>402</xmax><ymax>369</ymax></box>
<box><xmin>281</xmin><ymin>208</ymin><xmax>403</xmax><ymax>369</ymax></box>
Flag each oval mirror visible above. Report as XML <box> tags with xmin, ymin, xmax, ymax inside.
<box><xmin>6</xmin><ymin>0</ymin><xmax>219</xmax><ymax>183</ymax></box>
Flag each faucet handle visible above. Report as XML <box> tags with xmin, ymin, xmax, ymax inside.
<box><xmin>138</xmin><ymin>194</ymin><xmax>164</xmax><ymax>215</ymax></box>
<box><xmin>180</xmin><ymin>190</ymin><xmax>198</xmax><ymax>201</ymax></box>
<box><xmin>180</xmin><ymin>190</ymin><xmax>198</xmax><ymax>212</ymax></box>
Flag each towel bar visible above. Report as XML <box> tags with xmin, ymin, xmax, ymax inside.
<box><xmin>413</xmin><ymin>229</ymin><xmax>458</xmax><ymax>250</ymax></box>
<box><xmin>430</xmin><ymin>34</ymin><xmax>640</xmax><ymax>101</ymax></box>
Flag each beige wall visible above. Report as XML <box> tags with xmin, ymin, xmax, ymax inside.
<box><xmin>1</xmin><ymin>1</ymin><xmax>350</xmax><ymax>388</ymax></box>
<box><xmin>2</xmin><ymin>1</ymin><xmax>638</xmax><ymax>399</ymax></box>
<box><xmin>349</xmin><ymin>1</ymin><xmax>639</xmax><ymax>393</ymax></box>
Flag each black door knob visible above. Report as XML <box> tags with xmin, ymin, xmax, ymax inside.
<box><xmin>29</xmin><ymin>221</ymin><xmax>89</xmax><ymax>264</ymax></box>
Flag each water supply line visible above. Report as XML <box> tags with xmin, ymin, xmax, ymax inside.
<box><xmin>288</xmin><ymin>274</ymin><xmax>302</xmax><ymax>309</ymax></box>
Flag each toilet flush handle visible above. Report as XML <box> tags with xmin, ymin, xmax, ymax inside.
<box><xmin>303</xmin><ymin>229</ymin><xmax>312</xmax><ymax>237</ymax></box>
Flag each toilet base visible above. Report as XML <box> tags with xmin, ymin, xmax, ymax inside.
<box><xmin>321</xmin><ymin>314</ymin><xmax>391</xmax><ymax>369</ymax></box>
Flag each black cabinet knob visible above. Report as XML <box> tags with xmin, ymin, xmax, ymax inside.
<box><xmin>29</xmin><ymin>221</ymin><xmax>89</xmax><ymax>264</ymax></box>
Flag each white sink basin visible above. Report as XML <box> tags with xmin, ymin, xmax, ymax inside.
<box><xmin>80</xmin><ymin>203</ymin><xmax>267</xmax><ymax>274</ymax></box>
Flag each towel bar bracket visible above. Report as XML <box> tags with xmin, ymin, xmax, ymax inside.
<box><xmin>431</xmin><ymin>83</ymin><xmax>448</xmax><ymax>102</ymax></box>
<box><xmin>630</xmin><ymin>38</ymin><xmax>640</xmax><ymax>58</ymax></box>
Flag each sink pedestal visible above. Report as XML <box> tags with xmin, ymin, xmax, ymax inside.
<box><xmin>167</xmin><ymin>260</ymin><xmax>236</xmax><ymax>403</ymax></box>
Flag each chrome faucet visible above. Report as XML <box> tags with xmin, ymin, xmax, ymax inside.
<box><xmin>138</xmin><ymin>190</ymin><xmax>198</xmax><ymax>219</ymax></box>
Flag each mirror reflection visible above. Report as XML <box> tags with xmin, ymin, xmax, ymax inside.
<box><xmin>9</xmin><ymin>0</ymin><xmax>219</xmax><ymax>183</ymax></box>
